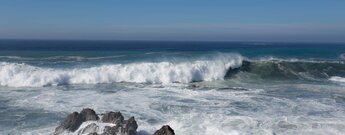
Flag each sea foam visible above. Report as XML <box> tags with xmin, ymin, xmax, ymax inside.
<box><xmin>329</xmin><ymin>76</ymin><xmax>345</xmax><ymax>83</ymax></box>
<box><xmin>0</xmin><ymin>54</ymin><xmax>242</xmax><ymax>87</ymax></box>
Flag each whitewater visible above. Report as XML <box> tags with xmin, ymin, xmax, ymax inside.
<box><xmin>1</xmin><ymin>41</ymin><xmax>345</xmax><ymax>135</ymax></box>
<box><xmin>0</xmin><ymin>54</ymin><xmax>242</xmax><ymax>87</ymax></box>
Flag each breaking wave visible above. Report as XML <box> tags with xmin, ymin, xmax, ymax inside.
<box><xmin>2</xmin><ymin>52</ymin><xmax>345</xmax><ymax>87</ymax></box>
<box><xmin>225</xmin><ymin>59</ymin><xmax>345</xmax><ymax>81</ymax></box>
<box><xmin>0</xmin><ymin>54</ymin><xmax>243</xmax><ymax>87</ymax></box>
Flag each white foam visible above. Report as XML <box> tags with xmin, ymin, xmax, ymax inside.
<box><xmin>0</xmin><ymin>54</ymin><xmax>242</xmax><ymax>87</ymax></box>
<box><xmin>252</xmin><ymin>56</ymin><xmax>344</xmax><ymax>64</ymax></box>
<box><xmin>340</xmin><ymin>53</ymin><xmax>345</xmax><ymax>60</ymax></box>
<box><xmin>5</xmin><ymin>81</ymin><xmax>345</xmax><ymax>135</ymax></box>
<box><xmin>73</xmin><ymin>121</ymin><xmax>116</xmax><ymax>135</ymax></box>
<box><xmin>329</xmin><ymin>76</ymin><xmax>345</xmax><ymax>83</ymax></box>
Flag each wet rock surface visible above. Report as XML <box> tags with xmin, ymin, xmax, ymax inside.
<box><xmin>153</xmin><ymin>125</ymin><xmax>175</xmax><ymax>135</ymax></box>
<box><xmin>101</xmin><ymin>111</ymin><xmax>124</xmax><ymax>124</ymax></box>
<box><xmin>55</xmin><ymin>108</ymin><xmax>99</xmax><ymax>134</ymax></box>
<box><xmin>55</xmin><ymin>108</ymin><xmax>174</xmax><ymax>135</ymax></box>
<box><xmin>54</xmin><ymin>108</ymin><xmax>137</xmax><ymax>135</ymax></box>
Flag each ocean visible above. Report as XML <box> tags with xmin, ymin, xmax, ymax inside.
<box><xmin>0</xmin><ymin>40</ymin><xmax>345</xmax><ymax>135</ymax></box>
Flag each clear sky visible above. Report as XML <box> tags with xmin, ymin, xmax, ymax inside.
<box><xmin>1</xmin><ymin>0</ymin><xmax>345</xmax><ymax>42</ymax></box>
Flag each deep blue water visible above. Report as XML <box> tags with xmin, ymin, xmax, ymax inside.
<box><xmin>0</xmin><ymin>40</ymin><xmax>344</xmax><ymax>59</ymax></box>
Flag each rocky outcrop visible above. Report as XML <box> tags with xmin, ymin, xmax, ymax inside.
<box><xmin>78</xmin><ymin>123</ymin><xmax>99</xmax><ymax>134</ymax></box>
<box><xmin>153</xmin><ymin>125</ymin><xmax>175</xmax><ymax>135</ymax></box>
<box><xmin>123</xmin><ymin>117</ymin><xmax>138</xmax><ymax>135</ymax></box>
<box><xmin>55</xmin><ymin>108</ymin><xmax>175</xmax><ymax>135</ymax></box>
<box><xmin>101</xmin><ymin>111</ymin><xmax>124</xmax><ymax>124</ymax></box>
<box><xmin>55</xmin><ymin>108</ymin><xmax>99</xmax><ymax>134</ymax></box>
<box><xmin>54</xmin><ymin>109</ymin><xmax>137</xmax><ymax>135</ymax></box>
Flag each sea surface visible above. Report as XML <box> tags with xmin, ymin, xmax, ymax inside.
<box><xmin>1</xmin><ymin>40</ymin><xmax>345</xmax><ymax>135</ymax></box>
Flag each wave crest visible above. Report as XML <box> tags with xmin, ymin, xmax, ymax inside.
<box><xmin>0</xmin><ymin>54</ymin><xmax>243</xmax><ymax>87</ymax></box>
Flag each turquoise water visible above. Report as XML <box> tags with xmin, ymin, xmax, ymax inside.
<box><xmin>0</xmin><ymin>40</ymin><xmax>345</xmax><ymax>135</ymax></box>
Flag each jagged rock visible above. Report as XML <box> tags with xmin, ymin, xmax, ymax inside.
<box><xmin>55</xmin><ymin>108</ymin><xmax>138</xmax><ymax>135</ymax></box>
<box><xmin>101</xmin><ymin>112</ymin><xmax>137</xmax><ymax>135</ymax></box>
<box><xmin>72</xmin><ymin>108</ymin><xmax>99</xmax><ymax>132</ymax></box>
<box><xmin>54</xmin><ymin>112</ymin><xmax>79</xmax><ymax>134</ymax></box>
<box><xmin>80</xmin><ymin>108</ymin><xmax>99</xmax><ymax>121</ymax></box>
<box><xmin>103</xmin><ymin>116</ymin><xmax>138</xmax><ymax>135</ymax></box>
<box><xmin>102</xmin><ymin>111</ymin><xmax>124</xmax><ymax>124</ymax></box>
<box><xmin>153</xmin><ymin>125</ymin><xmax>175</xmax><ymax>135</ymax></box>
<box><xmin>55</xmin><ymin>108</ymin><xmax>99</xmax><ymax>134</ymax></box>
<box><xmin>122</xmin><ymin>117</ymin><xmax>138</xmax><ymax>135</ymax></box>
<box><xmin>102</xmin><ymin>125</ymin><xmax>120</xmax><ymax>135</ymax></box>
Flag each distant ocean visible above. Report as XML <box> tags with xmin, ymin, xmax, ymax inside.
<box><xmin>1</xmin><ymin>40</ymin><xmax>345</xmax><ymax>135</ymax></box>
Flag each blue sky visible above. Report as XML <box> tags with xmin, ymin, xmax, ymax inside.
<box><xmin>0</xmin><ymin>0</ymin><xmax>345</xmax><ymax>42</ymax></box>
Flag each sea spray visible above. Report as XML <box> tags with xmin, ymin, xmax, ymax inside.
<box><xmin>0</xmin><ymin>54</ymin><xmax>243</xmax><ymax>87</ymax></box>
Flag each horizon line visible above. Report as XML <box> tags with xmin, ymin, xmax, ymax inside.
<box><xmin>1</xmin><ymin>38</ymin><xmax>345</xmax><ymax>44</ymax></box>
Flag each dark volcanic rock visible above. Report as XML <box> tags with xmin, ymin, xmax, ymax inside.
<box><xmin>71</xmin><ymin>108</ymin><xmax>99</xmax><ymax>131</ymax></box>
<box><xmin>122</xmin><ymin>117</ymin><xmax>138</xmax><ymax>135</ymax></box>
<box><xmin>55</xmin><ymin>108</ymin><xmax>99</xmax><ymax>134</ymax></box>
<box><xmin>54</xmin><ymin>112</ymin><xmax>79</xmax><ymax>134</ymax></box>
<box><xmin>55</xmin><ymin>108</ymin><xmax>138</xmax><ymax>135</ymax></box>
<box><xmin>101</xmin><ymin>112</ymin><xmax>137</xmax><ymax>135</ymax></box>
<box><xmin>103</xmin><ymin>125</ymin><xmax>120</xmax><ymax>135</ymax></box>
<box><xmin>153</xmin><ymin>125</ymin><xmax>175</xmax><ymax>135</ymax></box>
<box><xmin>101</xmin><ymin>111</ymin><xmax>124</xmax><ymax>124</ymax></box>
<box><xmin>80</xmin><ymin>108</ymin><xmax>99</xmax><ymax>121</ymax></box>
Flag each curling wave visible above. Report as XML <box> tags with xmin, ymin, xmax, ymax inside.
<box><xmin>0</xmin><ymin>54</ymin><xmax>243</xmax><ymax>87</ymax></box>
<box><xmin>225</xmin><ymin>59</ymin><xmax>345</xmax><ymax>80</ymax></box>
